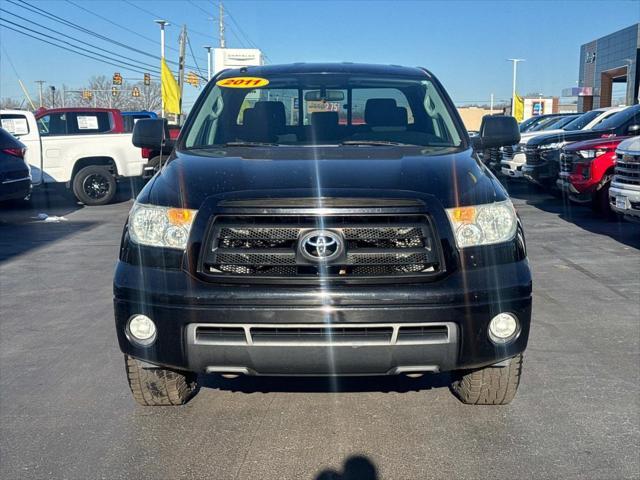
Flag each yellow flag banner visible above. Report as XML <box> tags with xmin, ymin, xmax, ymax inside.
<box><xmin>161</xmin><ymin>58</ymin><xmax>181</xmax><ymax>114</ymax></box>
<box><xmin>514</xmin><ymin>94</ymin><xmax>524</xmax><ymax>122</ymax></box>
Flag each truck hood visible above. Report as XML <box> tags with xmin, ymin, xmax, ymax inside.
<box><xmin>140</xmin><ymin>146</ymin><xmax>506</xmax><ymax>210</ymax></box>
<box><xmin>527</xmin><ymin>127</ymin><xmax>616</xmax><ymax>148</ymax></box>
<box><xmin>519</xmin><ymin>129</ymin><xmax>565</xmax><ymax>144</ymax></box>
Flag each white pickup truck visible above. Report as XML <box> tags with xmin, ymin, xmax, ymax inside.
<box><xmin>0</xmin><ymin>108</ymin><xmax>147</xmax><ymax>205</ymax></box>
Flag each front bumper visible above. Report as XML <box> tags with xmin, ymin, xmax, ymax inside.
<box><xmin>114</xmin><ymin>258</ymin><xmax>532</xmax><ymax>375</ymax></box>
<box><xmin>556</xmin><ymin>175</ymin><xmax>594</xmax><ymax>203</ymax></box>
<box><xmin>500</xmin><ymin>155</ymin><xmax>525</xmax><ymax>178</ymax></box>
<box><xmin>609</xmin><ymin>183</ymin><xmax>640</xmax><ymax>219</ymax></box>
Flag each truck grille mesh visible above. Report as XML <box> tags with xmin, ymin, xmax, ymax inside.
<box><xmin>201</xmin><ymin>213</ymin><xmax>441</xmax><ymax>281</ymax></box>
<box><xmin>614</xmin><ymin>152</ymin><xmax>640</xmax><ymax>186</ymax></box>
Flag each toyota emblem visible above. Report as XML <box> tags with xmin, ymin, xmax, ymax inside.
<box><xmin>299</xmin><ymin>230</ymin><xmax>343</xmax><ymax>262</ymax></box>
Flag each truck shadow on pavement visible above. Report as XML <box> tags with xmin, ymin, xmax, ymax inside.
<box><xmin>505</xmin><ymin>180</ymin><xmax>640</xmax><ymax>250</ymax></box>
<box><xmin>314</xmin><ymin>455</ymin><xmax>379</xmax><ymax>480</ymax></box>
<box><xmin>200</xmin><ymin>372</ymin><xmax>453</xmax><ymax>394</ymax></box>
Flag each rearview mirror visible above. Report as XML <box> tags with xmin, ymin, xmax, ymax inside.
<box><xmin>304</xmin><ymin>90</ymin><xmax>345</xmax><ymax>102</ymax></box>
<box><xmin>132</xmin><ymin>118</ymin><xmax>171</xmax><ymax>150</ymax></box>
<box><xmin>476</xmin><ymin>115</ymin><xmax>520</xmax><ymax>149</ymax></box>
<box><xmin>627</xmin><ymin>124</ymin><xmax>640</xmax><ymax>136</ymax></box>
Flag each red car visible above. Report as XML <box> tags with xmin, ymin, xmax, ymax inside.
<box><xmin>557</xmin><ymin>136</ymin><xmax>628</xmax><ymax>211</ymax></box>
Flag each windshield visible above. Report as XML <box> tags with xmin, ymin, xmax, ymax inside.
<box><xmin>593</xmin><ymin>106</ymin><xmax>638</xmax><ymax>131</ymax></box>
<box><xmin>538</xmin><ymin>115</ymin><xmax>578</xmax><ymax>130</ymax></box>
<box><xmin>519</xmin><ymin>116</ymin><xmax>544</xmax><ymax>132</ymax></box>
<box><xmin>184</xmin><ymin>74</ymin><xmax>463</xmax><ymax>149</ymax></box>
<box><xmin>529</xmin><ymin>116</ymin><xmax>565</xmax><ymax>131</ymax></box>
<box><xmin>561</xmin><ymin>110</ymin><xmax>602</xmax><ymax>131</ymax></box>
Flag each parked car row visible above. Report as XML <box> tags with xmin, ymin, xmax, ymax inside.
<box><xmin>0</xmin><ymin>107</ymin><xmax>158</xmax><ymax>206</ymax></box>
<box><xmin>488</xmin><ymin>104</ymin><xmax>640</xmax><ymax>221</ymax></box>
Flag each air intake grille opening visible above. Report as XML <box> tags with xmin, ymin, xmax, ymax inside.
<box><xmin>200</xmin><ymin>213</ymin><xmax>441</xmax><ymax>282</ymax></box>
<box><xmin>614</xmin><ymin>153</ymin><xmax>640</xmax><ymax>186</ymax></box>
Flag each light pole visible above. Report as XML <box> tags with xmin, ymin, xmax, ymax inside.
<box><xmin>507</xmin><ymin>58</ymin><xmax>525</xmax><ymax>117</ymax></box>
<box><xmin>204</xmin><ymin>45</ymin><xmax>212</xmax><ymax>81</ymax></box>
<box><xmin>155</xmin><ymin>19</ymin><xmax>169</xmax><ymax>117</ymax></box>
<box><xmin>35</xmin><ymin>80</ymin><xmax>46</xmax><ymax>108</ymax></box>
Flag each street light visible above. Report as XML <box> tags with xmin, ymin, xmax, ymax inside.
<box><xmin>204</xmin><ymin>45</ymin><xmax>212</xmax><ymax>81</ymax></box>
<box><xmin>507</xmin><ymin>58</ymin><xmax>525</xmax><ymax>117</ymax></box>
<box><xmin>155</xmin><ymin>19</ymin><xmax>169</xmax><ymax>117</ymax></box>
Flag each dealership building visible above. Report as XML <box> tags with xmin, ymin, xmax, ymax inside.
<box><xmin>576</xmin><ymin>23</ymin><xmax>640</xmax><ymax>111</ymax></box>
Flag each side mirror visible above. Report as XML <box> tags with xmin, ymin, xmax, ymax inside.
<box><xmin>132</xmin><ymin>118</ymin><xmax>172</xmax><ymax>150</ymax></box>
<box><xmin>475</xmin><ymin>115</ymin><xmax>521</xmax><ymax>149</ymax></box>
<box><xmin>627</xmin><ymin>124</ymin><xmax>640</xmax><ymax>136</ymax></box>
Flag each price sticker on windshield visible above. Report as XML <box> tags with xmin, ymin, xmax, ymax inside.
<box><xmin>216</xmin><ymin>77</ymin><xmax>270</xmax><ymax>88</ymax></box>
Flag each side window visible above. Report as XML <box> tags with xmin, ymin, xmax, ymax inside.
<box><xmin>38</xmin><ymin>114</ymin><xmax>67</xmax><ymax>136</ymax></box>
<box><xmin>67</xmin><ymin>112</ymin><xmax>112</xmax><ymax>134</ymax></box>
<box><xmin>0</xmin><ymin>114</ymin><xmax>30</xmax><ymax>136</ymax></box>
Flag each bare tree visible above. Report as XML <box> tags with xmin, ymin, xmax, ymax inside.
<box><xmin>64</xmin><ymin>76</ymin><xmax>161</xmax><ymax>112</ymax></box>
<box><xmin>0</xmin><ymin>97</ymin><xmax>26</xmax><ymax>109</ymax></box>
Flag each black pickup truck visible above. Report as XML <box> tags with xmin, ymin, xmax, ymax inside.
<box><xmin>116</xmin><ymin>63</ymin><xmax>531</xmax><ymax>406</ymax></box>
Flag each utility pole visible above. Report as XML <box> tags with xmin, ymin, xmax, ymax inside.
<box><xmin>204</xmin><ymin>45</ymin><xmax>212</xmax><ymax>81</ymax></box>
<box><xmin>35</xmin><ymin>80</ymin><xmax>46</xmax><ymax>108</ymax></box>
<box><xmin>490</xmin><ymin>93</ymin><xmax>494</xmax><ymax>115</ymax></box>
<box><xmin>219</xmin><ymin>2</ymin><xmax>225</xmax><ymax>48</ymax></box>
<box><xmin>177</xmin><ymin>25</ymin><xmax>187</xmax><ymax>125</ymax></box>
<box><xmin>155</xmin><ymin>19</ymin><xmax>169</xmax><ymax>117</ymax></box>
<box><xmin>507</xmin><ymin>58</ymin><xmax>525</xmax><ymax>117</ymax></box>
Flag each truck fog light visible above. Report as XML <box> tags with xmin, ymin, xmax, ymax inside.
<box><xmin>488</xmin><ymin>313</ymin><xmax>518</xmax><ymax>344</ymax></box>
<box><xmin>127</xmin><ymin>314</ymin><xmax>157</xmax><ymax>346</ymax></box>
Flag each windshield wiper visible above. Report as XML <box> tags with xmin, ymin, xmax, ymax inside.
<box><xmin>224</xmin><ymin>141</ymin><xmax>280</xmax><ymax>147</ymax></box>
<box><xmin>340</xmin><ymin>140</ymin><xmax>420</xmax><ymax>147</ymax></box>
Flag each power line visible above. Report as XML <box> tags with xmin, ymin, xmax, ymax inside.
<box><xmin>64</xmin><ymin>0</ymin><xmax>179</xmax><ymax>54</ymax></box>
<box><xmin>7</xmin><ymin>0</ymin><xmax>203</xmax><ymax>71</ymax></box>
<box><xmin>221</xmin><ymin>2</ymin><xmax>271</xmax><ymax>62</ymax></box>
<box><xmin>0</xmin><ymin>9</ymin><xmax>162</xmax><ymax>73</ymax></box>
<box><xmin>0</xmin><ymin>22</ymin><xmax>157</xmax><ymax>77</ymax></box>
<box><xmin>187</xmin><ymin>0</ymin><xmax>216</xmax><ymax>18</ymax></box>
<box><xmin>123</xmin><ymin>0</ymin><xmax>214</xmax><ymax>41</ymax></box>
<box><xmin>186</xmin><ymin>35</ymin><xmax>206</xmax><ymax>79</ymax></box>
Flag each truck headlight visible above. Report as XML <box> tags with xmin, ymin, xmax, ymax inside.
<box><xmin>577</xmin><ymin>149</ymin><xmax>606</xmax><ymax>160</ymax></box>
<box><xmin>446</xmin><ymin>200</ymin><xmax>517</xmax><ymax>248</ymax></box>
<box><xmin>128</xmin><ymin>203</ymin><xmax>197</xmax><ymax>250</ymax></box>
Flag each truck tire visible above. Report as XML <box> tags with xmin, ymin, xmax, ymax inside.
<box><xmin>592</xmin><ymin>175</ymin><xmax>612</xmax><ymax>215</ymax></box>
<box><xmin>450</xmin><ymin>354</ymin><xmax>523</xmax><ymax>405</ymax></box>
<box><xmin>72</xmin><ymin>165</ymin><xmax>116</xmax><ymax>206</ymax></box>
<box><xmin>124</xmin><ymin>355</ymin><xmax>198</xmax><ymax>406</ymax></box>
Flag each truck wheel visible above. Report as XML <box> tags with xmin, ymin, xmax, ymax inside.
<box><xmin>124</xmin><ymin>355</ymin><xmax>198</xmax><ymax>406</ymax></box>
<box><xmin>450</xmin><ymin>354</ymin><xmax>523</xmax><ymax>405</ymax></box>
<box><xmin>592</xmin><ymin>176</ymin><xmax>612</xmax><ymax>215</ymax></box>
<box><xmin>72</xmin><ymin>165</ymin><xmax>116</xmax><ymax>206</ymax></box>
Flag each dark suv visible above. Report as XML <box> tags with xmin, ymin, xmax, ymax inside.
<box><xmin>116</xmin><ymin>63</ymin><xmax>531</xmax><ymax>406</ymax></box>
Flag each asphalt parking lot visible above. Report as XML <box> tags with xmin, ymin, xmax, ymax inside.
<box><xmin>1</xmin><ymin>181</ymin><xmax>639</xmax><ymax>480</ymax></box>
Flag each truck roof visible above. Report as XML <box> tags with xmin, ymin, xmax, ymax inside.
<box><xmin>36</xmin><ymin>107</ymin><xmax>121</xmax><ymax>115</ymax></box>
<box><xmin>216</xmin><ymin>62</ymin><xmax>432</xmax><ymax>79</ymax></box>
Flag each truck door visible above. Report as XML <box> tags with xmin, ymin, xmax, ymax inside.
<box><xmin>0</xmin><ymin>112</ymin><xmax>44</xmax><ymax>184</ymax></box>
<box><xmin>36</xmin><ymin>113</ymin><xmax>68</xmax><ymax>183</ymax></box>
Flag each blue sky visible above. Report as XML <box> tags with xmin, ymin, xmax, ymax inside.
<box><xmin>1</xmin><ymin>0</ymin><xmax>638</xmax><ymax>111</ymax></box>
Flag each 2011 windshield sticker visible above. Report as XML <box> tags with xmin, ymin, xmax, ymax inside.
<box><xmin>216</xmin><ymin>77</ymin><xmax>270</xmax><ymax>88</ymax></box>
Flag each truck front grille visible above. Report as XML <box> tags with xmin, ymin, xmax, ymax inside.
<box><xmin>524</xmin><ymin>146</ymin><xmax>542</xmax><ymax>165</ymax></box>
<box><xmin>560</xmin><ymin>152</ymin><xmax>576</xmax><ymax>173</ymax></box>
<box><xmin>191</xmin><ymin>323</ymin><xmax>451</xmax><ymax>346</ymax></box>
<box><xmin>200</xmin><ymin>213</ymin><xmax>442</xmax><ymax>282</ymax></box>
<box><xmin>613</xmin><ymin>152</ymin><xmax>640</xmax><ymax>186</ymax></box>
